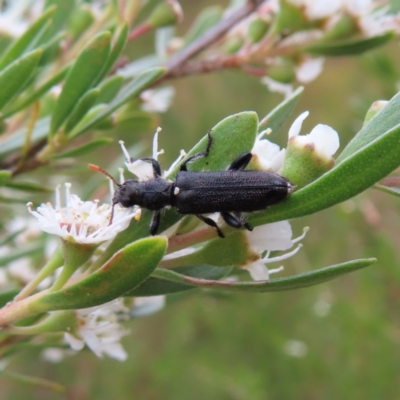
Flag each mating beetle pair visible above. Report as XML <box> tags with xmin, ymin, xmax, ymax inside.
<box><xmin>91</xmin><ymin>132</ymin><xmax>293</xmax><ymax>238</ymax></box>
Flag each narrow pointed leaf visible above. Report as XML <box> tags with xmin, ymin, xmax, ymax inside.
<box><xmin>258</xmin><ymin>86</ymin><xmax>303</xmax><ymax>135</ymax></box>
<box><xmin>338</xmin><ymin>90</ymin><xmax>400</xmax><ymax>163</ymax></box>
<box><xmin>41</xmin><ymin>0</ymin><xmax>75</xmax><ymax>41</ymax></box>
<box><xmin>0</xmin><ymin>49</ymin><xmax>42</xmax><ymax>111</ymax></box>
<box><xmin>0</xmin><ymin>370</ymin><xmax>65</xmax><ymax>392</ymax></box>
<box><xmin>2</xmin><ymin>65</ymin><xmax>70</xmax><ymax>118</ymax></box>
<box><xmin>0</xmin><ymin>6</ymin><xmax>55</xmax><ymax>70</ymax></box>
<box><xmin>6</xmin><ymin>181</ymin><xmax>53</xmax><ymax>193</ymax></box>
<box><xmin>152</xmin><ymin>258</ymin><xmax>376</xmax><ymax>293</ymax></box>
<box><xmin>38</xmin><ymin>31</ymin><xmax>65</xmax><ymax>66</ymax></box>
<box><xmin>0</xmin><ymin>117</ymin><xmax>49</xmax><ymax>156</ymax></box>
<box><xmin>64</xmin><ymin>88</ymin><xmax>100</xmax><ymax>133</ymax></box>
<box><xmin>0</xmin><ymin>246</ymin><xmax>42</xmax><ymax>266</ymax></box>
<box><xmin>50</xmin><ymin>31</ymin><xmax>111</xmax><ymax>135</ymax></box>
<box><xmin>52</xmin><ymin>138</ymin><xmax>113</xmax><ymax>159</ymax></box>
<box><xmin>71</xmin><ymin>67</ymin><xmax>165</xmax><ymax>137</ymax></box>
<box><xmin>374</xmin><ymin>184</ymin><xmax>400</xmax><ymax>197</ymax></box>
<box><xmin>0</xmin><ymin>289</ymin><xmax>19</xmax><ymax>308</ymax></box>
<box><xmin>93</xmin><ymin>23</ymin><xmax>129</xmax><ymax>86</ymax></box>
<box><xmin>95</xmin><ymin>75</ymin><xmax>125</xmax><ymax>104</ymax></box>
<box><xmin>305</xmin><ymin>32</ymin><xmax>394</xmax><ymax>56</ymax></box>
<box><xmin>127</xmin><ymin>265</ymin><xmax>233</xmax><ymax>296</ymax></box>
<box><xmin>184</xmin><ymin>6</ymin><xmax>223</xmax><ymax>45</ymax></box>
<box><xmin>0</xmin><ymin>170</ymin><xmax>11</xmax><ymax>186</ymax></box>
<box><xmin>36</xmin><ymin>237</ymin><xmax>167</xmax><ymax>310</ymax></box>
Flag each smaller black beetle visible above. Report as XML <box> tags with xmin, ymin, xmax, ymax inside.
<box><xmin>90</xmin><ymin>132</ymin><xmax>293</xmax><ymax>238</ymax></box>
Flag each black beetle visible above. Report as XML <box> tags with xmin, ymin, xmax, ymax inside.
<box><xmin>90</xmin><ymin>132</ymin><xmax>293</xmax><ymax>238</ymax></box>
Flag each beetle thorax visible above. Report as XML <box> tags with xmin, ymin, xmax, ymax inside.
<box><xmin>114</xmin><ymin>178</ymin><xmax>173</xmax><ymax>211</ymax></box>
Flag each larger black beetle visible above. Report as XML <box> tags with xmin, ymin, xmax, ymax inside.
<box><xmin>90</xmin><ymin>132</ymin><xmax>293</xmax><ymax>238</ymax></box>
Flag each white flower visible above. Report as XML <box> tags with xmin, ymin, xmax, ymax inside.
<box><xmin>41</xmin><ymin>347</ymin><xmax>76</xmax><ymax>363</ymax></box>
<box><xmin>261</xmin><ymin>76</ymin><xmax>294</xmax><ymax>99</ymax></box>
<box><xmin>287</xmin><ymin>0</ymin><xmax>342</xmax><ymax>20</ymax></box>
<box><xmin>140</xmin><ymin>87</ymin><xmax>175</xmax><ymax>113</ymax></box>
<box><xmin>130</xmin><ymin>295</ymin><xmax>166</xmax><ymax>317</ymax></box>
<box><xmin>64</xmin><ymin>300</ymin><xmax>129</xmax><ymax>361</ymax></box>
<box><xmin>120</xmin><ymin>127</ymin><xmax>186</xmax><ymax>181</ymax></box>
<box><xmin>251</xmin><ymin>129</ymin><xmax>286</xmax><ymax>172</ymax></box>
<box><xmin>284</xmin><ymin>339</ymin><xmax>308</xmax><ymax>357</ymax></box>
<box><xmin>27</xmin><ymin>183</ymin><xmax>138</xmax><ymax>244</ymax></box>
<box><xmin>288</xmin><ymin>111</ymin><xmax>340</xmax><ymax>159</ymax></box>
<box><xmin>295</xmin><ymin>57</ymin><xmax>325</xmax><ymax>83</ymax></box>
<box><xmin>241</xmin><ymin>222</ymin><xmax>308</xmax><ymax>280</ymax></box>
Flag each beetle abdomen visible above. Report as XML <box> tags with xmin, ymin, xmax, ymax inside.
<box><xmin>172</xmin><ymin>170</ymin><xmax>291</xmax><ymax>214</ymax></box>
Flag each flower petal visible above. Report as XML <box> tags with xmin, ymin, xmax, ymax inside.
<box><xmin>308</xmin><ymin>123</ymin><xmax>340</xmax><ymax>157</ymax></box>
<box><xmin>288</xmin><ymin>111</ymin><xmax>309</xmax><ymax>138</ymax></box>
<box><xmin>246</xmin><ymin>221</ymin><xmax>293</xmax><ymax>252</ymax></box>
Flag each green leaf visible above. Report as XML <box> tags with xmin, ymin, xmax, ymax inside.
<box><xmin>93</xmin><ymin>23</ymin><xmax>129</xmax><ymax>86</ymax></box>
<box><xmin>0</xmin><ymin>289</ymin><xmax>19</xmax><ymax>307</ymax></box>
<box><xmin>52</xmin><ymin>138</ymin><xmax>113</xmax><ymax>159</ymax></box>
<box><xmin>167</xmin><ymin>111</ymin><xmax>259</xmax><ymax>178</ymax></box>
<box><xmin>0</xmin><ymin>170</ymin><xmax>11</xmax><ymax>186</ymax></box>
<box><xmin>95</xmin><ymin>75</ymin><xmax>125</xmax><ymax>104</ymax></box>
<box><xmin>0</xmin><ymin>246</ymin><xmax>42</xmax><ymax>266</ymax></box>
<box><xmin>36</xmin><ymin>237</ymin><xmax>168</xmax><ymax>310</ymax></box>
<box><xmin>38</xmin><ymin>31</ymin><xmax>65</xmax><ymax>66</ymax></box>
<box><xmin>338</xmin><ymin>90</ymin><xmax>400</xmax><ymax>162</ymax></box>
<box><xmin>64</xmin><ymin>88</ymin><xmax>100</xmax><ymax>134</ymax></box>
<box><xmin>127</xmin><ymin>265</ymin><xmax>233</xmax><ymax>296</ymax></box>
<box><xmin>374</xmin><ymin>184</ymin><xmax>400</xmax><ymax>197</ymax></box>
<box><xmin>0</xmin><ymin>6</ymin><xmax>55</xmax><ymax>70</ymax></box>
<box><xmin>71</xmin><ymin>67</ymin><xmax>165</xmax><ymax>137</ymax></box>
<box><xmin>184</xmin><ymin>6</ymin><xmax>223</xmax><ymax>45</ymax></box>
<box><xmin>2</xmin><ymin>64</ymin><xmax>70</xmax><ymax>118</ymax></box>
<box><xmin>258</xmin><ymin>86</ymin><xmax>303</xmax><ymax>135</ymax></box>
<box><xmin>0</xmin><ymin>370</ymin><xmax>65</xmax><ymax>392</ymax></box>
<box><xmin>305</xmin><ymin>32</ymin><xmax>394</xmax><ymax>56</ymax></box>
<box><xmin>152</xmin><ymin>258</ymin><xmax>376</xmax><ymax>293</ymax></box>
<box><xmin>6</xmin><ymin>181</ymin><xmax>53</xmax><ymax>193</ymax></box>
<box><xmin>250</xmin><ymin>98</ymin><xmax>400</xmax><ymax>226</ymax></box>
<box><xmin>0</xmin><ymin>117</ymin><xmax>49</xmax><ymax>157</ymax></box>
<box><xmin>0</xmin><ymin>49</ymin><xmax>42</xmax><ymax>111</ymax></box>
<box><xmin>42</xmin><ymin>0</ymin><xmax>75</xmax><ymax>41</ymax></box>
<box><xmin>50</xmin><ymin>31</ymin><xmax>111</xmax><ymax>135</ymax></box>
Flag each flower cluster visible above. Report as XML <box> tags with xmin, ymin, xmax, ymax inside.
<box><xmin>27</xmin><ymin>183</ymin><xmax>139</xmax><ymax>245</ymax></box>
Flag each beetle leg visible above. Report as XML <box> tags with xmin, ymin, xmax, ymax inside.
<box><xmin>196</xmin><ymin>214</ymin><xmax>225</xmax><ymax>238</ymax></box>
<box><xmin>140</xmin><ymin>157</ymin><xmax>162</xmax><ymax>177</ymax></box>
<box><xmin>233</xmin><ymin>212</ymin><xmax>253</xmax><ymax>231</ymax></box>
<box><xmin>150</xmin><ymin>210</ymin><xmax>161</xmax><ymax>235</ymax></box>
<box><xmin>180</xmin><ymin>130</ymin><xmax>213</xmax><ymax>171</ymax></box>
<box><xmin>221</xmin><ymin>211</ymin><xmax>253</xmax><ymax>232</ymax></box>
<box><xmin>221</xmin><ymin>211</ymin><xmax>242</xmax><ymax>229</ymax></box>
<box><xmin>228</xmin><ymin>152</ymin><xmax>252</xmax><ymax>171</ymax></box>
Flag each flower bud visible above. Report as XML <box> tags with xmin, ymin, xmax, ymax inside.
<box><xmin>280</xmin><ymin>111</ymin><xmax>340</xmax><ymax>188</ymax></box>
<box><xmin>268</xmin><ymin>58</ymin><xmax>296</xmax><ymax>83</ymax></box>
<box><xmin>248</xmin><ymin>18</ymin><xmax>270</xmax><ymax>43</ymax></box>
<box><xmin>323</xmin><ymin>14</ymin><xmax>357</xmax><ymax>40</ymax></box>
<box><xmin>223</xmin><ymin>36</ymin><xmax>244</xmax><ymax>54</ymax></box>
<box><xmin>148</xmin><ymin>0</ymin><xmax>183</xmax><ymax>29</ymax></box>
<box><xmin>363</xmin><ymin>100</ymin><xmax>388</xmax><ymax>126</ymax></box>
<box><xmin>273</xmin><ymin>0</ymin><xmax>315</xmax><ymax>34</ymax></box>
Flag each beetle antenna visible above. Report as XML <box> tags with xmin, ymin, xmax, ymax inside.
<box><xmin>109</xmin><ymin>202</ymin><xmax>116</xmax><ymax>225</ymax></box>
<box><xmin>88</xmin><ymin>164</ymin><xmax>121</xmax><ymax>187</ymax></box>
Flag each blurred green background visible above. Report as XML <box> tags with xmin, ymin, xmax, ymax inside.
<box><xmin>3</xmin><ymin>2</ymin><xmax>400</xmax><ymax>399</ymax></box>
